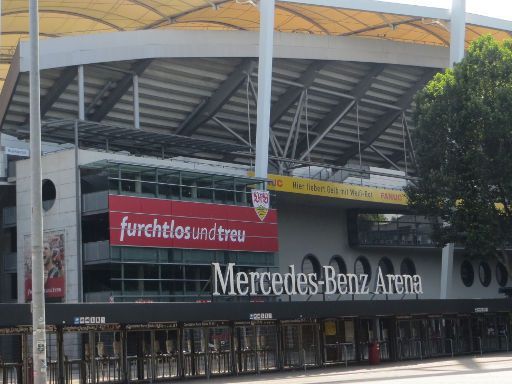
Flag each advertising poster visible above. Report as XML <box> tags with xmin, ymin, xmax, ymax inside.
<box><xmin>25</xmin><ymin>230</ymin><xmax>65</xmax><ymax>301</ymax></box>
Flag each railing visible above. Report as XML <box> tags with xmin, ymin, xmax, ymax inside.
<box><xmin>0</xmin><ymin>362</ymin><xmax>22</xmax><ymax>384</ymax></box>
<box><xmin>397</xmin><ymin>338</ymin><xmax>424</xmax><ymax>360</ymax></box>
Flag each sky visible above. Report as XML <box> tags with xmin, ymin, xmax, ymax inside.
<box><xmin>384</xmin><ymin>0</ymin><xmax>512</xmax><ymax>21</ymax></box>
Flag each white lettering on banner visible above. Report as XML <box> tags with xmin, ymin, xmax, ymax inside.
<box><xmin>119</xmin><ymin>216</ymin><xmax>246</xmax><ymax>244</ymax></box>
<box><xmin>212</xmin><ymin>263</ymin><xmax>423</xmax><ymax>296</ymax></box>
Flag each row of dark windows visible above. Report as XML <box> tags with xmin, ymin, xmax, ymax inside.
<box><xmin>300</xmin><ymin>254</ymin><xmax>416</xmax><ymax>288</ymax></box>
<box><xmin>460</xmin><ymin>260</ymin><xmax>508</xmax><ymax>287</ymax></box>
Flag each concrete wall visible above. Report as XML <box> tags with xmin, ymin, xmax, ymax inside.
<box><xmin>16</xmin><ymin>149</ymin><xmax>80</xmax><ymax>303</ymax></box>
<box><xmin>277</xmin><ymin>196</ymin><xmax>506</xmax><ymax>301</ymax></box>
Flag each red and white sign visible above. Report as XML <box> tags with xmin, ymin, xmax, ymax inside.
<box><xmin>109</xmin><ymin>195</ymin><xmax>278</xmax><ymax>252</ymax></box>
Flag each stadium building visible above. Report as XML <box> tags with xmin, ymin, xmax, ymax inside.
<box><xmin>0</xmin><ymin>0</ymin><xmax>510</xmax><ymax>382</ymax></box>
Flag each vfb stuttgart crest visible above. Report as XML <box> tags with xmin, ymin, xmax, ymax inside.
<box><xmin>251</xmin><ymin>190</ymin><xmax>270</xmax><ymax>221</ymax></box>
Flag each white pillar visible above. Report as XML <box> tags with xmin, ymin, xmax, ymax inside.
<box><xmin>255</xmin><ymin>0</ymin><xmax>275</xmax><ymax>179</ymax></box>
<box><xmin>450</xmin><ymin>0</ymin><xmax>466</xmax><ymax>67</ymax></box>
<box><xmin>29</xmin><ymin>0</ymin><xmax>48</xmax><ymax>383</ymax></box>
<box><xmin>441</xmin><ymin>0</ymin><xmax>465</xmax><ymax>299</ymax></box>
<box><xmin>78</xmin><ymin>65</ymin><xmax>85</xmax><ymax>120</ymax></box>
<box><xmin>440</xmin><ymin>243</ymin><xmax>455</xmax><ymax>299</ymax></box>
<box><xmin>133</xmin><ymin>74</ymin><xmax>140</xmax><ymax>129</ymax></box>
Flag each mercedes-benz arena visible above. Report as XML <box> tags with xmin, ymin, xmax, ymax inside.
<box><xmin>0</xmin><ymin>0</ymin><xmax>510</xmax><ymax>382</ymax></box>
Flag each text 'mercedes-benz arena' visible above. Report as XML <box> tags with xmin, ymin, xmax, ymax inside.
<box><xmin>0</xmin><ymin>0</ymin><xmax>511</xmax><ymax>382</ymax></box>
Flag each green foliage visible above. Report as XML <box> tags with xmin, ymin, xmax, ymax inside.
<box><xmin>406</xmin><ymin>35</ymin><xmax>512</xmax><ymax>273</ymax></box>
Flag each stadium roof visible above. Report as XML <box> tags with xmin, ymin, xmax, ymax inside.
<box><xmin>1</xmin><ymin>0</ymin><xmax>512</xmax><ymax>89</ymax></box>
<box><xmin>1</xmin><ymin>0</ymin><xmax>512</xmax><ymax>174</ymax></box>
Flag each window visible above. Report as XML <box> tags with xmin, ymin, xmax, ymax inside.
<box><xmin>302</xmin><ymin>254</ymin><xmax>321</xmax><ymax>277</ymax></box>
<box><xmin>479</xmin><ymin>262</ymin><xmax>491</xmax><ymax>287</ymax></box>
<box><xmin>354</xmin><ymin>256</ymin><xmax>371</xmax><ymax>288</ymax></box>
<box><xmin>400</xmin><ymin>258</ymin><xmax>416</xmax><ymax>276</ymax></box>
<box><xmin>329</xmin><ymin>255</ymin><xmax>347</xmax><ymax>275</ymax></box>
<box><xmin>42</xmin><ymin>179</ymin><xmax>56</xmax><ymax>211</ymax></box>
<box><xmin>377</xmin><ymin>257</ymin><xmax>394</xmax><ymax>291</ymax></box>
<box><xmin>496</xmin><ymin>262</ymin><xmax>508</xmax><ymax>287</ymax></box>
<box><xmin>460</xmin><ymin>260</ymin><xmax>474</xmax><ymax>287</ymax></box>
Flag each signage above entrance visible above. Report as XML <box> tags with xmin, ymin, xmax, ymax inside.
<box><xmin>212</xmin><ymin>263</ymin><xmax>423</xmax><ymax>296</ymax></box>
<box><xmin>266</xmin><ymin>174</ymin><xmax>407</xmax><ymax>205</ymax></box>
<box><xmin>109</xmin><ymin>195</ymin><xmax>278</xmax><ymax>252</ymax></box>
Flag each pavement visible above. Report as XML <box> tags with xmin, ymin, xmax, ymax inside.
<box><xmin>186</xmin><ymin>353</ymin><xmax>512</xmax><ymax>384</ymax></box>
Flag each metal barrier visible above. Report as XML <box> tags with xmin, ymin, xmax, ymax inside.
<box><xmin>447</xmin><ymin>338</ymin><xmax>454</xmax><ymax>358</ymax></box>
<box><xmin>0</xmin><ymin>362</ymin><xmax>22</xmax><ymax>384</ymax></box>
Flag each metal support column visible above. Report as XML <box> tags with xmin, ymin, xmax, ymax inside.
<box><xmin>78</xmin><ymin>65</ymin><xmax>85</xmax><ymax>120</ymax></box>
<box><xmin>254</xmin><ymin>0</ymin><xmax>275</xmax><ymax>179</ymax></box>
<box><xmin>75</xmin><ymin>120</ymin><xmax>83</xmax><ymax>302</ymax></box>
<box><xmin>133</xmin><ymin>74</ymin><xmax>140</xmax><ymax>129</ymax></box>
<box><xmin>450</xmin><ymin>0</ymin><xmax>466</xmax><ymax>67</ymax></box>
<box><xmin>29</xmin><ymin>0</ymin><xmax>48</xmax><ymax>383</ymax></box>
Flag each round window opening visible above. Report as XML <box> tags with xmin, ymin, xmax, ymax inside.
<box><xmin>460</xmin><ymin>260</ymin><xmax>474</xmax><ymax>287</ymax></box>
<box><xmin>400</xmin><ymin>258</ymin><xmax>416</xmax><ymax>276</ymax></box>
<box><xmin>496</xmin><ymin>263</ymin><xmax>508</xmax><ymax>287</ymax></box>
<box><xmin>329</xmin><ymin>255</ymin><xmax>347</xmax><ymax>275</ymax></box>
<box><xmin>377</xmin><ymin>257</ymin><xmax>394</xmax><ymax>292</ymax></box>
<box><xmin>478</xmin><ymin>262</ymin><xmax>491</xmax><ymax>287</ymax></box>
<box><xmin>42</xmin><ymin>179</ymin><xmax>56</xmax><ymax>211</ymax></box>
<box><xmin>354</xmin><ymin>256</ymin><xmax>371</xmax><ymax>288</ymax></box>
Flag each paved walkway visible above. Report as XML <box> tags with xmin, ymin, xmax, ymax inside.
<box><xmin>187</xmin><ymin>353</ymin><xmax>512</xmax><ymax>384</ymax></box>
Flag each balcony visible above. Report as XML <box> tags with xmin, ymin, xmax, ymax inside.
<box><xmin>349</xmin><ymin>213</ymin><xmax>436</xmax><ymax>248</ymax></box>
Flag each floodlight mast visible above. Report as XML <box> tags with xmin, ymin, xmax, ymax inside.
<box><xmin>29</xmin><ymin>1</ymin><xmax>48</xmax><ymax>384</ymax></box>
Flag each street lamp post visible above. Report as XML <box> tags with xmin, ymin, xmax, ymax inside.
<box><xmin>29</xmin><ymin>1</ymin><xmax>48</xmax><ymax>383</ymax></box>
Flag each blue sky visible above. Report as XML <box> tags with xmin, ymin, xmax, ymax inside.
<box><xmin>385</xmin><ymin>0</ymin><xmax>512</xmax><ymax>20</ymax></box>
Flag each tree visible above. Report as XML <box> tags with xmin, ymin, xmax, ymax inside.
<box><xmin>406</xmin><ymin>35</ymin><xmax>512</xmax><ymax>275</ymax></box>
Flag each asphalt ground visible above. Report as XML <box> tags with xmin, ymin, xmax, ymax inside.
<box><xmin>186</xmin><ymin>353</ymin><xmax>512</xmax><ymax>384</ymax></box>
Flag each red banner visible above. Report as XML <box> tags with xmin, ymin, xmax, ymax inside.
<box><xmin>109</xmin><ymin>195</ymin><xmax>279</xmax><ymax>252</ymax></box>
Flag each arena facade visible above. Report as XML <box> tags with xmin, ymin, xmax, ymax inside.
<box><xmin>0</xmin><ymin>0</ymin><xmax>511</xmax><ymax>382</ymax></box>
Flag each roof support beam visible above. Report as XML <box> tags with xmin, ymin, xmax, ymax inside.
<box><xmin>88</xmin><ymin>59</ymin><xmax>152</xmax><ymax>122</ymax></box>
<box><xmin>369</xmin><ymin>144</ymin><xmax>401</xmax><ymax>171</ymax></box>
<box><xmin>335</xmin><ymin>69</ymin><xmax>436</xmax><ymax>166</ymax></box>
<box><xmin>177</xmin><ymin>59</ymin><xmax>256</xmax><ymax>136</ymax></box>
<box><xmin>296</xmin><ymin>64</ymin><xmax>386</xmax><ymax>160</ymax></box>
<box><xmin>25</xmin><ymin>66</ymin><xmax>77</xmax><ymax>123</ymax></box>
<box><xmin>270</xmin><ymin>61</ymin><xmax>327</xmax><ymax>127</ymax></box>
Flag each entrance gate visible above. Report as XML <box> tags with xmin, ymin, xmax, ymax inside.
<box><xmin>234</xmin><ymin>321</ymin><xmax>278</xmax><ymax>373</ymax></box>
<box><xmin>182</xmin><ymin>321</ymin><xmax>232</xmax><ymax>378</ymax></box>
<box><xmin>322</xmin><ymin>318</ymin><xmax>355</xmax><ymax>365</ymax></box>
<box><xmin>281</xmin><ymin>321</ymin><xmax>320</xmax><ymax>369</ymax></box>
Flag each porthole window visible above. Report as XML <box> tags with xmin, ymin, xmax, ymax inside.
<box><xmin>478</xmin><ymin>262</ymin><xmax>491</xmax><ymax>287</ymax></box>
<box><xmin>460</xmin><ymin>260</ymin><xmax>474</xmax><ymax>287</ymax></box>
<box><xmin>377</xmin><ymin>257</ymin><xmax>394</xmax><ymax>291</ymax></box>
<box><xmin>329</xmin><ymin>255</ymin><xmax>347</xmax><ymax>275</ymax></box>
<box><xmin>302</xmin><ymin>254</ymin><xmax>321</xmax><ymax>278</ymax></box>
<box><xmin>496</xmin><ymin>262</ymin><xmax>508</xmax><ymax>287</ymax></box>
<box><xmin>400</xmin><ymin>258</ymin><xmax>416</xmax><ymax>276</ymax></box>
<box><xmin>42</xmin><ymin>179</ymin><xmax>56</xmax><ymax>211</ymax></box>
<box><xmin>354</xmin><ymin>256</ymin><xmax>371</xmax><ymax>288</ymax></box>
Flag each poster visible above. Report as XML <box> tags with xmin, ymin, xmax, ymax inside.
<box><xmin>25</xmin><ymin>230</ymin><xmax>65</xmax><ymax>301</ymax></box>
